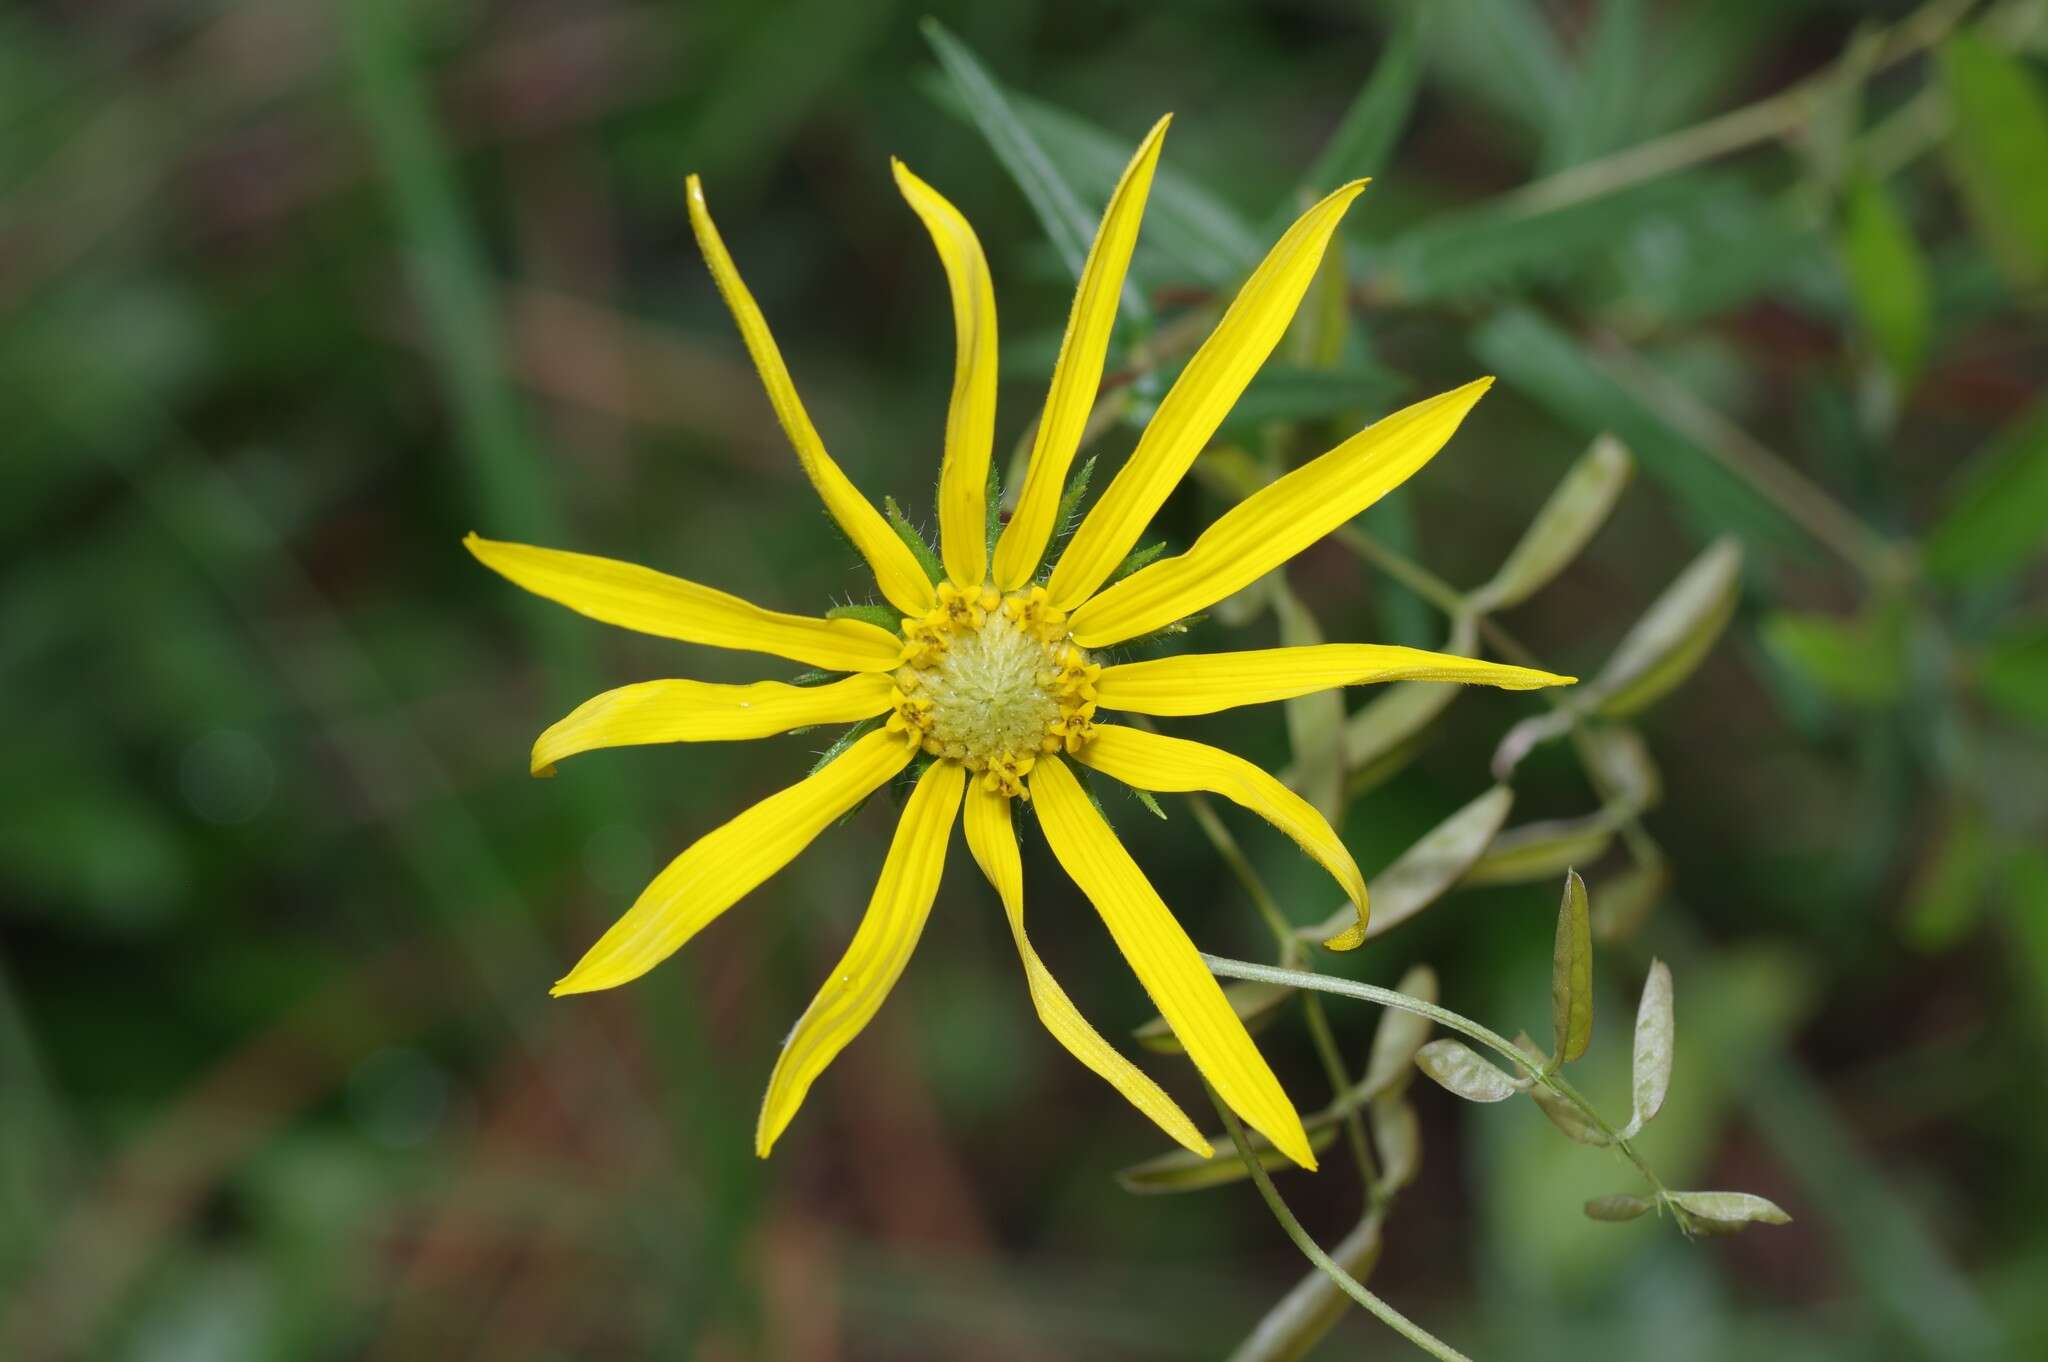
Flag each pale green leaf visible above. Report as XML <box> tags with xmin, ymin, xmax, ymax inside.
<box><xmin>1586</xmin><ymin>537</ymin><xmax>1744</xmax><ymax>718</ymax></box>
<box><xmin>1359</xmin><ymin>963</ymin><xmax>1438</xmax><ymax>1098</ymax></box>
<box><xmin>1667</xmin><ymin>1189</ymin><xmax>1792</xmax><ymax>1231</ymax></box>
<box><xmin>1630</xmin><ymin>959</ymin><xmax>1675</xmax><ymax>1131</ymax></box>
<box><xmin>1585</xmin><ymin>1193</ymin><xmax>1654</xmax><ymax>1222</ymax></box>
<box><xmin>1415</xmin><ymin>1038</ymin><xmax>1521</xmax><ymax>1103</ymax></box>
<box><xmin>1469</xmin><ymin>434</ymin><xmax>1633</xmax><ymax>613</ymax></box>
<box><xmin>1370</xmin><ymin>1094</ymin><xmax>1422</xmax><ymax>1192</ymax></box>
<box><xmin>1459</xmin><ymin>813</ymin><xmax>1616</xmax><ymax>889</ymax></box>
<box><xmin>1299</xmin><ymin>785</ymin><xmax>1514</xmax><ymax>944</ymax></box>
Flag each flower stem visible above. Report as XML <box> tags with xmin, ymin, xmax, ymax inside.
<box><xmin>1205</xmin><ymin>1084</ymin><xmax>1473</xmax><ymax>1362</ymax></box>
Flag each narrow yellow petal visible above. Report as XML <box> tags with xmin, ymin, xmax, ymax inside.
<box><xmin>552</xmin><ymin>730</ymin><xmax>912</xmax><ymax>996</ymax></box>
<box><xmin>1045</xmin><ymin>180</ymin><xmax>1368</xmax><ymax>610</ymax></box>
<box><xmin>992</xmin><ymin>115</ymin><xmax>1171</xmax><ymax>591</ymax></box>
<box><xmin>1076</xmin><ymin>725</ymin><xmax>1367</xmax><ymax>936</ymax></box>
<box><xmin>1029</xmin><ymin>757</ymin><xmax>1316</xmax><ymax>1169</ymax></box>
<box><xmin>894</xmin><ymin>161</ymin><xmax>998</xmax><ymax>590</ymax></box>
<box><xmin>531</xmin><ymin>673</ymin><xmax>895</xmax><ymax>776</ymax></box>
<box><xmin>1070</xmin><ymin>379</ymin><xmax>1493</xmax><ymax>647</ymax></box>
<box><xmin>1096</xmin><ymin>644</ymin><xmax>1574</xmax><ymax>717</ymax></box>
<box><xmin>466</xmin><ymin>534</ymin><xmax>902</xmax><ymax>672</ymax></box>
<box><xmin>756</xmin><ymin>759</ymin><xmax>964</xmax><ymax>1156</ymax></box>
<box><xmin>686</xmin><ymin>175</ymin><xmax>936</xmax><ymax>617</ymax></box>
<box><xmin>961</xmin><ymin>781</ymin><xmax>1211</xmax><ymax>1157</ymax></box>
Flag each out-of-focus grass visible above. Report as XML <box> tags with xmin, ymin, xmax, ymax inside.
<box><xmin>1</xmin><ymin>1</ymin><xmax>2045</xmax><ymax>1359</ymax></box>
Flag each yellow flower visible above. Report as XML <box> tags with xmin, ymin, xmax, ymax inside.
<box><xmin>467</xmin><ymin>116</ymin><xmax>1572</xmax><ymax>1168</ymax></box>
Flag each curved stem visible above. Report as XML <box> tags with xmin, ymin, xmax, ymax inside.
<box><xmin>1205</xmin><ymin>1085</ymin><xmax>1473</xmax><ymax>1362</ymax></box>
<box><xmin>1203</xmin><ymin>954</ymin><xmax>1674</xmax><ymax>1202</ymax></box>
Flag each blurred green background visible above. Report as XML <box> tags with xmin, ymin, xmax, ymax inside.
<box><xmin>4</xmin><ymin>0</ymin><xmax>2046</xmax><ymax>1357</ymax></box>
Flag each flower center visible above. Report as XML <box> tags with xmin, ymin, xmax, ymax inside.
<box><xmin>886</xmin><ymin>584</ymin><xmax>1099</xmax><ymax>799</ymax></box>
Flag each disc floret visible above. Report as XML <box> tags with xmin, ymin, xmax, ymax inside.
<box><xmin>887</xmin><ymin>583</ymin><xmax>1100</xmax><ymax>798</ymax></box>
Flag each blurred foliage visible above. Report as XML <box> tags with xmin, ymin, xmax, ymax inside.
<box><xmin>3</xmin><ymin>0</ymin><xmax>2046</xmax><ymax>1359</ymax></box>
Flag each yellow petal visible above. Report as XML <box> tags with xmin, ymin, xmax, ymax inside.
<box><xmin>1070</xmin><ymin>379</ymin><xmax>1493</xmax><ymax>647</ymax></box>
<box><xmin>894</xmin><ymin>161</ymin><xmax>999</xmax><ymax>590</ymax></box>
<box><xmin>992</xmin><ymin>115</ymin><xmax>1171</xmax><ymax>591</ymax></box>
<box><xmin>756</xmin><ymin>759</ymin><xmax>963</xmax><ymax>1156</ymax></box>
<box><xmin>1028</xmin><ymin>757</ymin><xmax>1316</xmax><ymax>1169</ymax></box>
<box><xmin>687</xmin><ymin>175</ymin><xmax>936</xmax><ymax>617</ymax></box>
<box><xmin>531</xmin><ymin>673</ymin><xmax>895</xmax><ymax>776</ymax></box>
<box><xmin>466</xmin><ymin>534</ymin><xmax>902</xmax><ymax>672</ymax></box>
<box><xmin>1075</xmin><ymin>725</ymin><xmax>1367</xmax><ymax>938</ymax></box>
<box><xmin>553</xmin><ymin>730</ymin><xmax>912</xmax><ymax>996</ymax></box>
<box><xmin>961</xmin><ymin>781</ymin><xmax>1211</xmax><ymax>1157</ymax></box>
<box><xmin>1046</xmin><ymin>180</ymin><xmax>1368</xmax><ymax>610</ymax></box>
<box><xmin>1096</xmin><ymin>643</ymin><xmax>1574</xmax><ymax>716</ymax></box>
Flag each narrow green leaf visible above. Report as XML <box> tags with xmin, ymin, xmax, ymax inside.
<box><xmin>1134</xmin><ymin>979</ymin><xmax>1294</xmax><ymax>1055</ymax></box>
<box><xmin>1667</xmin><ymin>1189</ymin><xmax>1792</xmax><ymax>1231</ymax></box>
<box><xmin>1585</xmin><ymin>1193</ymin><xmax>1654</xmax><ymax>1222</ymax></box>
<box><xmin>1053</xmin><ymin>454</ymin><xmax>1097</xmax><ymax>540</ymax></box>
<box><xmin>1938</xmin><ymin>30</ymin><xmax>2048</xmax><ymax>288</ymax></box>
<box><xmin>1469</xmin><ymin>434</ymin><xmax>1633</xmax><ymax>613</ymax></box>
<box><xmin>1838</xmin><ymin>175</ymin><xmax>1930</xmax><ymax>384</ymax></box>
<box><xmin>1551</xmin><ymin>869</ymin><xmax>1594</xmax><ymax>1064</ymax></box>
<box><xmin>883</xmin><ymin>495</ymin><xmax>945</xmax><ymax>584</ymax></box>
<box><xmin>1924</xmin><ymin>402</ymin><xmax>2048</xmax><ymax>583</ymax></box>
<box><xmin>1459</xmin><ymin>813</ymin><xmax>1616</xmax><ymax>889</ymax></box>
<box><xmin>1214</xmin><ymin>364</ymin><xmax>1405</xmax><ymax>435</ymax></box>
<box><xmin>1107</xmin><ymin>540</ymin><xmax>1169</xmax><ymax>586</ymax></box>
<box><xmin>1586</xmin><ymin>537</ymin><xmax>1744</xmax><ymax>717</ymax></box>
<box><xmin>1904</xmin><ymin>806</ymin><xmax>1991</xmax><ymax>950</ymax></box>
<box><xmin>1360</xmin><ymin>964</ymin><xmax>1438</xmax><ymax>1098</ymax></box>
<box><xmin>1415</xmin><ymin>1038</ymin><xmax>1521</xmax><ymax>1103</ymax></box>
<box><xmin>1116</xmin><ymin>1121</ymin><xmax>1340</xmax><ymax>1195</ymax></box>
<box><xmin>1629</xmin><ymin>959</ymin><xmax>1675</xmax><ymax>1132</ymax></box>
<box><xmin>825</xmin><ymin>602</ymin><xmax>903</xmax><ymax>633</ymax></box>
<box><xmin>1273</xmin><ymin>6</ymin><xmax>1426</xmax><ymax>232</ymax></box>
<box><xmin>1545</xmin><ymin>0</ymin><xmax>1646</xmax><ymax>171</ymax></box>
<box><xmin>1299</xmin><ymin>786</ymin><xmax>1514</xmax><ymax>944</ymax></box>
<box><xmin>919</xmin><ymin>20</ymin><xmax>1098</xmax><ymax>283</ymax></box>
<box><xmin>1979</xmin><ymin>620</ymin><xmax>2048</xmax><ymax>731</ymax></box>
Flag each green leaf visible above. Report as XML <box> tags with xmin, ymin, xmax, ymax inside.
<box><xmin>1585</xmin><ymin>1193</ymin><xmax>1654</xmax><ymax>1222</ymax></box>
<box><xmin>1415</xmin><ymin>1038</ymin><xmax>1521</xmax><ymax>1103</ymax></box>
<box><xmin>1979</xmin><ymin>619</ymin><xmax>2048</xmax><ymax>730</ymax></box>
<box><xmin>1298</xmin><ymin>785</ymin><xmax>1514</xmax><ymax>944</ymax></box>
<box><xmin>1924</xmin><ymin>401</ymin><xmax>2048</xmax><ymax>583</ymax></box>
<box><xmin>919</xmin><ymin>20</ymin><xmax>1126</xmax><ymax>310</ymax></box>
<box><xmin>1551</xmin><ymin>870</ymin><xmax>1594</xmax><ymax>1064</ymax></box>
<box><xmin>1838</xmin><ymin>175</ymin><xmax>1930</xmax><ymax>384</ymax></box>
<box><xmin>1106</xmin><ymin>540</ymin><xmax>1168</xmax><ymax>586</ymax></box>
<box><xmin>1586</xmin><ymin>537</ymin><xmax>1744</xmax><ymax>718</ymax></box>
<box><xmin>1937</xmin><ymin>30</ymin><xmax>2048</xmax><ymax>288</ymax></box>
<box><xmin>1053</xmin><ymin>454</ymin><xmax>1097</xmax><ymax>540</ymax></box>
<box><xmin>1116</xmin><ymin>1121</ymin><xmax>1340</xmax><ymax>1195</ymax></box>
<box><xmin>1459</xmin><ymin>813</ymin><xmax>1617</xmax><ymax>889</ymax></box>
<box><xmin>1474</xmin><ymin>309</ymin><xmax>1798</xmax><ymax>548</ymax></box>
<box><xmin>1545</xmin><ymin>0</ymin><xmax>1646</xmax><ymax>171</ymax></box>
<box><xmin>883</xmin><ymin>495</ymin><xmax>945</xmax><ymax>585</ymax></box>
<box><xmin>807</xmin><ymin>717</ymin><xmax>880</xmax><ymax>778</ymax></box>
<box><xmin>1270</xmin><ymin>6</ymin><xmax>1427</xmax><ymax>235</ymax></box>
<box><xmin>1580</xmin><ymin>724</ymin><xmax>1662</xmax><ymax>815</ymax></box>
<box><xmin>825</xmin><ymin>602</ymin><xmax>902</xmax><ymax>634</ymax></box>
<box><xmin>1370</xmin><ymin>1094</ymin><xmax>1422</xmax><ymax>1192</ymax></box>
<box><xmin>1628</xmin><ymin>959</ymin><xmax>1674</xmax><ymax>1134</ymax></box>
<box><xmin>1761</xmin><ymin>601</ymin><xmax>1907</xmax><ymax>707</ymax></box>
<box><xmin>1666</xmin><ymin>1189</ymin><xmax>1792</xmax><ymax>1231</ymax></box>
<box><xmin>1468</xmin><ymin>433</ymin><xmax>1633</xmax><ymax>613</ymax></box>
<box><xmin>1133</xmin><ymin>979</ymin><xmax>1293</xmax><ymax>1055</ymax></box>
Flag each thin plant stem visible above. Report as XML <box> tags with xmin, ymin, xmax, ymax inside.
<box><xmin>1203</xmin><ymin>954</ymin><xmax>1675</xmax><ymax>1203</ymax></box>
<box><xmin>1204</xmin><ymin>1085</ymin><xmax>1472</xmax><ymax>1362</ymax></box>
